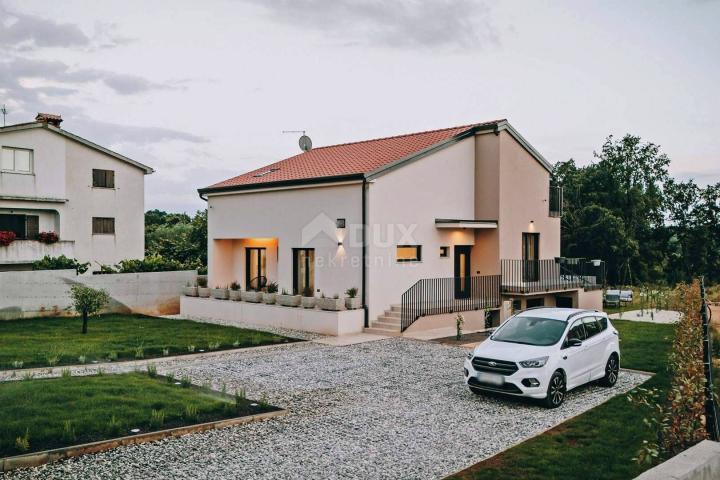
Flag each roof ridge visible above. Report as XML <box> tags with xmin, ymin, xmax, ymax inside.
<box><xmin>310</xmin><ymin>120</ymin><xmax>505</xmax><ymax>151</ymax></box>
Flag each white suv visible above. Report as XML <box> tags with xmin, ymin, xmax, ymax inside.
<box><xmin>463</xmin><ymin>307</ymin><xmax>620</xmax><ymax>408</ymax></box>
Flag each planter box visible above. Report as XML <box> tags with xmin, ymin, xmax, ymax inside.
<box><xmin>183</xmin><ymin>286</ymin><xmax>198</xmax><ymax>297</ymax></box>
<box><xmin>345</xmin><ymin>297</ymin><xmax>361</xmax><ymax>310</ymax></box>
<box><xmin>276</xmin><ymin>294</ymin><xmax>301</xmax><ymax>307</ymax></box>
<box><xmin>211</xmin><ymin>288</ymin><xmax>229</xmax><ymax>300</ymax></box>
<box><xmin>318</xmin><ymin>297</ymin><xmax>344</xmax><ymax>311</ymax></box>
<box><xmin>229</xmin><ymin>290</ymin><xmax>242</xmax><ymax>301</ymax></box>
<box><xmin>241</xmin><ymin>291</ymin><xmax>263</xmax><ymax>303</ymax></box>
<box><xmin>301</xmin><ymin>297</ymin><xmax>316</xmax><ymax>309</ymax></box>
<box><xmin>262</xmin><ymin>292</ymin><xmax>276</xmax><ymax>304</ymax></box>
<box><xmin>198</xmin><ymin>287</ymin><xmax>211</xmax><ymax>298</ymax></box>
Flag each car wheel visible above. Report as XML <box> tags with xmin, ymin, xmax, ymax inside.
<box><xmin>543</xmin><ymin>371</ymin><xmax>566</xmax><ymax>409</ymax></box>
<box><xmin>600</xmin><ymin>354</ymin><xmax>620</xmax><ymax>387</ymax></box>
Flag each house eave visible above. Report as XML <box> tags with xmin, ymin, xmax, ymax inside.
<box><xmin>199</xmin><ymin>173</ymin><xmax>366</xmax><ymax>196</ymax></box>
<box><xmin>435</xmin><ymin>219</ymin><xmax>498</xmax><ymax>229</ymax></box>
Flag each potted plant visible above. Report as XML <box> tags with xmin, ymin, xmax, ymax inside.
<box><xmin>344</xmin><ymin>287</ymin><xmax>361</xmax><ymax>310</ymax></box>
<box><xmin>211</xmin><ymin>285</ymin><xmax>229</xmax><ymax>300</ymax></box>
<box><xmin>37</xmin><ymin>232</ymin><xmax>59</xmax><ymax>244</ymax></box>
<box><xmin>0</xmin><ymin>231</ymin><xmax>16</xmax><ymax>247</ymax></box>
<box><xmin>197</xmin><ymin>277</ymin><xmax>210</xmax><ymax>298</ymax></box>
<box><xmin>277</xmin><ymin>288</ymin><xmax>301</xmax><ymax>307</ymax></box>
<box><xmin>183</xmin><ymin>281</ymin><xmax>198</xmax><ymax>297</ymax></box>
<box><xmin>229</xmin><ymin>281</ymin><xmax>241</xmax><ymax>301</ymax></box>
<box><xmin>263</xmin><ymin>282</ymin><xmax>278</xmax><ymax>304</ymax></box>
<box><xmin>241</xmin><ymin>288</ymin><xmax>263</xmax><ymax>303</ymax></box>
<box><xmin>301</xmin><ymin>286</ymin><xmax>316</xmax><ymax>309</ymax></box>
<box><xmin>318</xmin><ymin>293</ymin><xmax>344</xmax><ymax>311</ymax></box>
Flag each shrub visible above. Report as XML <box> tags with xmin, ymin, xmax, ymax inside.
<box><xmin>197</xmin><ymin>277</ymin><xmax>208</xmax><ymax>288</ymax></box>
<box><xmin>134</xmin><ymin>344</ymin><xmax>145</xmax><ymax>359</ymax></box>
<box><xmin>266</xmin><ymin>282</ymin><xmax>278</xmax><ymax>294</ymax></box>
<box><xmin>69</xmin><ymin>285</ymin><xmax>110</xmax><ymax>334</ymax></box>
<box><xmin>184</xmin><ymin>404</ymin><xmax>199</xmax><ymax>421</ymax></box>
<box><xmin>146</xmin><ymin>364</ymin><xmax>157</xmax><ymax>378</ymax></box>
<box><xmin>37</xmin><ymin>231</ymin><xmax>59</xmax><ymax>244</ymax></box>
<box><xmin>62</xmin><ymin>420</ymin><xmax>76</xmax><ymax>442</ymax></box>
<box><xmin>114</xmin><ymin>254</ymin><xmax>194</xmax><ymax>273</ymax></box>
<box><xmin>455</xmin><ymin>313</ymin><xmax>465</xmax><ymax>340</ymax></box>
<box><xmin>61</xmin><ymin>368</ymin><xmax>71</xmax><ymax>378</ymax></box>
<box><xmin>345</xmin><ymin>287</ymin><xmax>358</xmax><ymax>298</ymax></box>
<box><xmin>33</xmin><ymin>255</ymin><xmax>90</xmax><ymax>274</ymax></box>
<box><xmin>180</xmin><ymin>375</ymin><xmax>192</xmax><ymax>388</ymax></box>
<box><xmin>0</xmin><ymin>231</ymin><xmax>16</xmax><ymax>247</ymax></box>
<box><xmin>106</xmin><ymin>415</ymin><xmax>123</xmax><ymax>436</ymax></box>
<box><xmin>150</xmin><ymin>409</ymin><xmax>165</xmax><ymax>428</ymax></box>
<box><xmin>107</xmin><ymin>351</ymin><xmax>118</xmax><ymax>361</ymax></box>
<box><xmin>230</xmin><ymin>281</ymin><xmax>240</xmax><ymax>291</ymax></box>
<box><xmin>15</xmin><ymin>429</ymin><xmax>30</xmax><ymax>452</ymax></box>
<box><xmin>12</xmin><ymin>360</ymin><xmax>23</xmax><ymax>369</ymax></box>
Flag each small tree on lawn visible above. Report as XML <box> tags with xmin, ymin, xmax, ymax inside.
<box><xmin>69</xmin><ymin>285</ymin><xmax>110</xmax><ymax>334</ymax></box>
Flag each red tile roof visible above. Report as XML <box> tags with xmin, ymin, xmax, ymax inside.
<box><xmin>204</xmin><ymin>120</ymin><xmax>504</xmax><ymax>191</ymax></box>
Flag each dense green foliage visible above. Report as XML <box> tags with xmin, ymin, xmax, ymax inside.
<box><xmin>98</xmin><ymin>253</ymin><xmax>195</xmax><ymax>273</ymax></box>
<box><xmin>0</xmin><ymin>372</ymin><xmax>273</xmax><ymax>456</ymax></box>
<box><xmin>553</xmin><ymin>134</ymin><xmax>719</xmax><ymax>285</ymax></box>
<box><xmin>32</xmin><ymin>255</ymin><xmax>90</xmax><ymax>274</ymax></box>
<box><xmin>145</xmin><ymin>209</ymin><xmax>207</xmax><ymax>270</ymax></box>
<box><xmin>0</xmin><ymin>314</ymin><xmax>296</xmax><ymax>369</ymax></box>
<box><xmin>449</xmin><ymin>320</ymin><xmax>675</xmax><ymax>480</ymax></box>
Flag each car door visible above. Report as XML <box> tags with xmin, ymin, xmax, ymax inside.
<box><xmin>581</xmin><ymin>316</ymin><xmax>606</xmax><ymax>380</ymax></box>
<box><xmin>561</xmin><ymin>320</ymin><xmax>592</xmax><ymax>389</ymax></box>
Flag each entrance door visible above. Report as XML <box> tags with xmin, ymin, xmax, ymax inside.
<box><xmin>245</xmin><ymin>247</ymin><xmax>266</xmax><ymax>290</ymax></box>
<box><xmin>454</xmin><ymin>245</ymin><xmax>472</xmax><ymax>299</ymax></box>
<box><xmin>522</xmin><ymin>233</ymin><xmax>540</xmax><ymax>282</ymax></box>
<box><xmin>293</xmin><ymin>248</ymin><xmax>315</xmax><ymax>295</ymax></box>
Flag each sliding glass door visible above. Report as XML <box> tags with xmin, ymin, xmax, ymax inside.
<box><xmin>522</xmin><ymin>233</ymin><xmax>540</xmax><ymax>282</ymax></box>
<box><xmin>293</xmin><ymin>248</ymin><xmax>315</xmax><ymax>295</ymax></box>
<box><xmin>245</xmin><ymin>247</ymin><xmax>266</xmax><ymax>290</ymax></box>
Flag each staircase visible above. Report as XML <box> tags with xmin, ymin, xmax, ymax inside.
<box><xmin>364</xmin><ymin>304</ymin><xmax>403</xmax><ymax>336</ymax></box>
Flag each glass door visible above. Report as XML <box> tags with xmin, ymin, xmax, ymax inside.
<box><xmin>454</xmin><ymin>245</ymin><xmax>472</xmax><ymax>299</ymax></box>
<box><xmin>522</xmin><ymin>233</ymin><xmax>540</xmax><ymax>282</ymax></box>
<box><xmin>245</xmin><ymin>247</ymin><xmax>266</xmax><ymax>290</ymax></box>
<box><xmin>293</xmin><ymin>248</ymin><xmax>315</xmax><ymax>295</ymax></box>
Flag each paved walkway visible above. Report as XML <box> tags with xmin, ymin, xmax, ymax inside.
<box><xmin>609</xmin><ymin>309</ymin><xmax>681</xmax><ymax>324</ymax></box>
<box><xmin>2</xmin><ymin>338</ymin><xmax>649</xmax><ymax>480</ymax></box>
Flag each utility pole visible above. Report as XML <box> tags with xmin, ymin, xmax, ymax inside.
<box><xmin>0</xmin><ymin>105</ymin><xmax>7</xmax><ymax>127</ymax></box>
<box><xmin>700</xmin><ymin>276</ymin><xmax>719</xmax><ymax>440</ymax></box>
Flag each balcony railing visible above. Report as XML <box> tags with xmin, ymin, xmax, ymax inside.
<box><xmin>501</xmin><ymin>258</ymin><xmax>605</xmax><ymax>294</ymax></box>
<box><xmin>400</xmin><ymin>275</ymin><xmax>501</xmax><ymax>331</ymax></box>
<box><xmin>0</xmin><ymin>240</ymin><xmax>75</xmax><ymax>265</ymax></box>
<box><xmin>549</xmin><ymin>185</ymin><xmax>563</xmax><ymax>217</ymax></box>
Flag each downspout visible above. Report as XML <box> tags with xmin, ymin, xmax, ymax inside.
<box><xmin>361</xmin><ymin>178</ymin><xmax>368</xmax><ymax>328</ymax></box>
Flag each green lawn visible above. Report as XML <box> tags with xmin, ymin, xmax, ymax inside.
<box><xmin>448</xmin><ymin>319</ymin><xmax>675</xmax><ymax>480</ymax></box>
<box><xmin>0</xmin><ymin>372</ymin><xmax>276</xmax><ymax>457</ymax></box>
<box><xmin>0</xmin><ymin>314</ymin><xmax>297</xmax><ymax>370</ymax></box>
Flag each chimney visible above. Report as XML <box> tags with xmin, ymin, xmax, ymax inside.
<box><xmin>35</xmin><ymin>113</ymin><xmax>63</xmax><ymax>128</ymax></box>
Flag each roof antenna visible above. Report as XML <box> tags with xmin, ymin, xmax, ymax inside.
<box><xmin>0</xmin><ymin>105</ymin><xmax>7</xmax><ymax>127</ymax></box>
<box><xmin>282</xmin><ymin>130</ymin><xmax>312</xmax><ymax>152</ymax></box>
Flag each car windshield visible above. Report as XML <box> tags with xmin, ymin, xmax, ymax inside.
<box><xmin>491</xmin><ymin>316</ymin><xmax>567</xmax><ymax>346</ymax></box>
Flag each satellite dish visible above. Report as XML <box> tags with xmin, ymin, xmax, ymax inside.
<box><xmin>299</xmin><ymin>135</ymin><xmax>312</xmax><ymax>152</ymax></box>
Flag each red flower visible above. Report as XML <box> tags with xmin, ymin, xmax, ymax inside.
<box><xmin>0</xmin><ymin>231</ymin><xmax>17</xmax><ymax>247</ymax></box>
<box><xmin>38</xmin><ymin>231</ymin><xmax>59</xmax><ymax>244</ymax></box>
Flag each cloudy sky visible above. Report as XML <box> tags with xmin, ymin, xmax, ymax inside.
<box><xmin>1</xmin><ymin>0</ymin><xmax>718</xmax><ymax>213</ymax></box>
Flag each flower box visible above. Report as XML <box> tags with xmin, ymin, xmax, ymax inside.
<box><xmin>229</xmin><ymin>289</ymin><xmax>242</xmax><ymax>301</ymax></box>
<box><xmin>197</xmin><ymin>287</ymin><xmax>211</xmax><ymax>298</ymax></box>
<box><xmin>277</xmin><ymin>294</ymin><xmax>301</xmax><ymax>307</ymax></box>
<box><xmin>211</xmin><ymin>288</ymin><xmax>229</xmax><ymax>300</ymax></box>
<box><xmin>241</xmin><ymin>291</ymin><xmax>263</xmax><ymax>303</ymax></box>
<box><xmin>318</xmin><ymin>297</ymin><xmax>344</xmax><ymax>311</ymax></box>
<box><xmin>183</xmin><ymin>286</ymin><xmax>198</xmax><ymax>297</ymax></box>
<box><xmin>345</xmin><ymin>297</ymin><xmax>362</xmax><ymax>310</ymax></box>
<box><xmin>301</xmin><ymin>296</ymin><xmax>316</xmax><ymax>309</ymax></box>
<box><xmin>262</xmin><ymin>292</ymin><xmax>277</xmax><ymax>304</ymax></box>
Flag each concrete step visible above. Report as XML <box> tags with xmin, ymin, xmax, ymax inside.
<box><xmin>390</xmin><ymin>305</ymin><xmax>401</xmax><ymax>312</ymax></box>
<box><xmin>383</xmin><ymin>310</ymin><xmax>401</xmax><ymax>318</ymax></box>
<box><xmin>364</xmin><ymin>327</ymin><xmax>402</xmax><ymax>337</ymax></box>
<box><xmin>377</xmin><ymin>315</ymin><xmax>401</xmax><ymax>324</ymax></box>
<box><xmin>371</xmin><ymin>320</ymin><xmax>401</xmax><ymax>330</ymax></box>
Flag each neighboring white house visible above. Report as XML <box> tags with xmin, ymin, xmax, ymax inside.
<box><xmin>0</xmin><ymin>113</ymin><xmax>153</xmax><ymax>271</ymax></box>
<box><xmin>195</xmin><ymin>120</ymin><xmax>604</xmax><ymax>335</ymax></box>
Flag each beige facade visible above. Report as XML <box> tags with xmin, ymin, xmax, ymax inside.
<box><xmin>0</xmin><ymin>121</ymin><xmax>152</xmax><ymax>270</ymax></box>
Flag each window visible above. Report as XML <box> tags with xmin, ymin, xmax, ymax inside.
<box><xmin>526</xmin><ymin>297</ymin><xmax>545</xmax><ymax>308</ymax></box>
<box><xmin>582</xmin><ymin>317</ymin><xmax>601</xmax><ymax>338</ymax></box>
<box><xmin>0</xmin><ymin>214</ymin><xmax>39</xmax><ymax>239</ymax></box>
<box><xmin>439</xmin><ymin>246</ymin><xmax>449</xmax><ymax>257</ymax></box>
<box><xmin>596</xmin><ymin>316</ymin><xmax>608</xmax><ymax>331</ymax></box>
<box><xmin>293</xmin><ymin>248</ymin><xmax>315</xmax><ymax>295</ymax></box>
<box><xmin>396</xmin><ymin>245</ymin><xmax>421</xmax><ymax>262</ymax></box>
<box><xmin>565</xmin><ymin>320</ymin><xmax>586</xmax><ymax>346</ymax></box>
<box><xmin>1</xmin><ymin>147</ymin><xmax>33</xmax><ymax>173</ymax></box>
<box><xmin>522</xmin><ymin>232</ymin><xmax>540</xmax><ymax>282</ymax></box>
<box><xmin>92</xmin><ymin>217</ymin><xmax>115</xmax><ymax>235</ymax></box>
<box><xmin>245</xmin><ymin>247</ymin><xmax>267</xmax><ymax>290</ymax></box>
<box><xmin>92</xmin><ymin>169</ymin><xmax>115</xmax><ymax>188</ymax></box>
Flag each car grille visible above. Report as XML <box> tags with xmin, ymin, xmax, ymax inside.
<box><xmin>471</xmin><ymin>357</ymin><xmax>519</xmax><ymax>376</ymax></box>
<box><xmin>468</xmin><ymin>377</ymin><xmax>523</xmax><ymax>394</ymax></box>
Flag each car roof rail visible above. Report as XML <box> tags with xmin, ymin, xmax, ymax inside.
<box><xmin>518</xmin><ymin>306</ymin><xmax>551</xmax><ymax>313</ymax></box>
<box><xmin>566</xmin><ymin>309</ymin><xmax>598</xmax><ymax>321</ymax></box>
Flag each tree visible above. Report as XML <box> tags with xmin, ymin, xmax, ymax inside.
<box><xmin>69</xmin><ymin>285</ymin><xmax>110</xmax><ymax>334</ymax></box>
<box><xmin>145</xmin><ymin>209</ymin><xmax>207</xmax><ymax>268</ymax></box>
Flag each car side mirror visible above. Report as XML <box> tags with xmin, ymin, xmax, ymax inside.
<box><xmin>567</xmin><ymin>338</ymin><xmax>582</xmax><ymax>347</ymax></box>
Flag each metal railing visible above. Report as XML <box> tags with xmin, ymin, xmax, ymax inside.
<box><xmin>400</xmin><ymin>274</ymin><xmax>501</xmax><ymax>331</ymax></box>
<box><xmin>500</xmin><ymin>258</ymin><xmax>605</xmax><ymax>294</ymax></box>
<box><xmin>549</xmin><ymin>185</ymin><xmax>563</xmax><ymax>217</ymax></box>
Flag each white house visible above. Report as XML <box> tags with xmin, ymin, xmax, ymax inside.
<box><xmin>0</xmin><ymin>114</ymin><xmax>153</xmax><ymax>271</ymax></box>
<box><xmin>189</xmin><ymin>120</ymin><xmax>604</xmax><ymax>336</ymax></box>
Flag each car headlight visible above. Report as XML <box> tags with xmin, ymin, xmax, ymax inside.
<box><xmin>466</xmin><ymin>352</ymin><xmax>473</xmax><ymax>360</ymax></box>
<box><xmin>519</xmin><ymin>356</ymin><xmax>549</xmax><ymax>368</ymax></box>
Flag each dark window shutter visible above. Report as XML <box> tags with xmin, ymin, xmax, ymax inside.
<box><xmin>106</xmin><ymin>218</ymin><xmax>115</xmax><ymax>234</ymax></box>
<box><xmin>107</xmin><ymin>170</ymin><xmax>115</xmax><ymax>188</ymax></box>
<box><xmin>26</xmin><ymin>215</ymin><xmax>39</xmax><ymax>240</ymax></box>
<box><xmin>92</xmin><ymin>169</ymin><xmax>101</xmax><ymax>187</ymax></box>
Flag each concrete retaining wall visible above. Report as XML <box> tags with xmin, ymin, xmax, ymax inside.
<box><xmin>0</xmin><ymin>269</ymin><xmax>196</xmax><ymax>319</ymax></box>
<box><xmin>181</xmin><ymin>296</ymin><xmax>365</xmax><ymax>336</ymax></box>
<box><xmin>635</xmin><ymin>440</ymin><xmax>720</xmax><ymax>480</ymax></box>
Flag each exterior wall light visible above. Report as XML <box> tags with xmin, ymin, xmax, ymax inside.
<box><xmin>336</xmin><ymin>218</ymin><xmax>346</xmax><ymax>228</ymax></box>
<box><xmin>338</xmin><ymin>241</ymin><xmax>343</xmax><ymax>246</ymax></box>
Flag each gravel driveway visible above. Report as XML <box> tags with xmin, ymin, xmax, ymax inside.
<box><xmin>2</xmin><ymin>338</ymin><xmax>648</xmax><ymax>480</ymax></box>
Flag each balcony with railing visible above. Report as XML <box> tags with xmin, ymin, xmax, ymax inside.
<box><xmin>500</xmin><ymin>258</ymin><xmax>605</xmax><ymax>294</ymax></box>
<box><xmin>0</xmin><ymin>239</ymin><xmax>75</xmax><ymax>265</ymax></box>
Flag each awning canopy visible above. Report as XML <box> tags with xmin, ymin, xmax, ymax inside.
<box><xmin>434</xmin><ymin>219</ymin><xmax>498</xmax><ymax>229</ymax></box>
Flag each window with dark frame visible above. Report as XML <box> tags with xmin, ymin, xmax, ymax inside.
<box><xmin>92</xmin><ymin>217</ymin><xmax>115</xmax><ymax>235</ymax></box>
<box><xmin>396</xmin><ymin>245</ymin><xmax>421</xmax><ymax>263</ymax></box>
<box><xmin>0</xmin><ymin>214</ymin><xmax>39</xmax><ymax>239</ymax></box>
<box><xmin>92</xmin><ymin>169</ymin><xmax>115</xmax><ymax>188</ymax></box>
<box><xmin>439</xmin><ymin>246</ymin><xmax>449</xmax><ymax>257</ymax></box>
